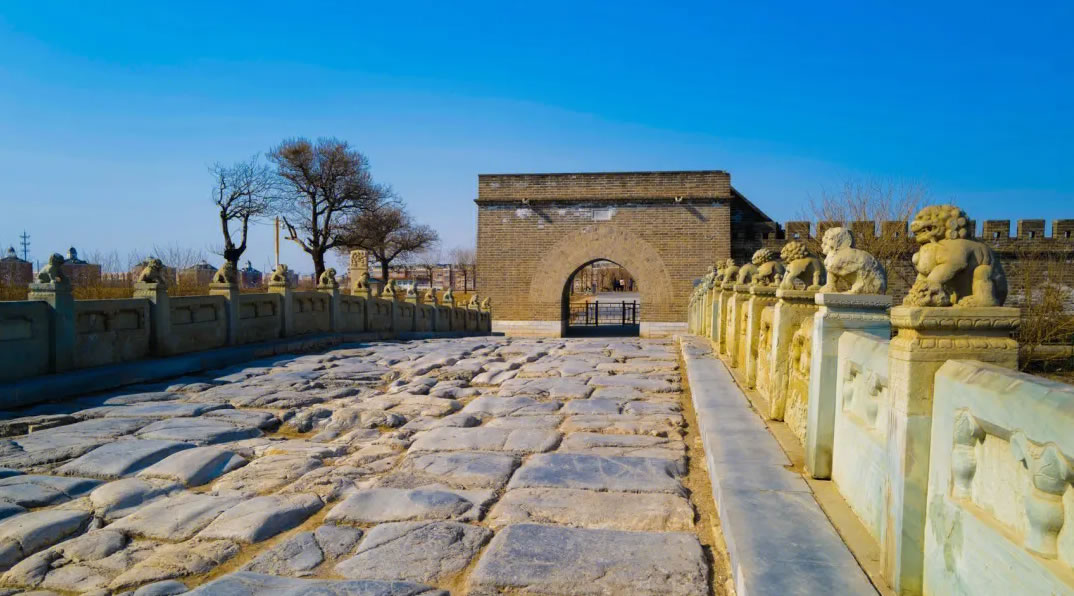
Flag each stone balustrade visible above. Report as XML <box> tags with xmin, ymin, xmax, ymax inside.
<box><xmin>0</xmin><ymin>263</ymin><xmax>492</xmax><ymax>387</ymax></box>
<box><xmin>687</xmin><ymin>210</ymin><xmax>1074</xmax><ymax>594</ymax></box>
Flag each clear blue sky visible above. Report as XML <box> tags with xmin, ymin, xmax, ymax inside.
<box><xmin>2</xmin><ymin>1</ymin><xmax>1071</xmax><ymax>274</ymax></box>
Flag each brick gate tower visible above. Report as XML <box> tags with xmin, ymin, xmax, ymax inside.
<box><xmin>475</xmin><ymin>170</ymin><xmax>772</xmax><ymax>337</ymax></box>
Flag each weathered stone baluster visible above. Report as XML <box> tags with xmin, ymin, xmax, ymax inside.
<box><xmin>28</xmin><ymin>253</ymin><xmax>75</xmax><ymax>372</ymax></box>
<box><xmin>1011</xmin><ymin>434</ymin><xmax>1073</xmax><ymax>558</ymax></box>
<box><xmin>268</xmin><ymin>264</ymin><xmax>293</xmax><ymax>337</ymax></box>
<box><xmin>317</xmin><ymin>267</ymin><xmax>341</xmax><ymax>333</ymax></box>
<box><xmin>131</xmin><ymin>257</ymin><xmax>172</xmax><ymax>356</ymax></box>
<box><xmin>209</xmin><ymin>261</ymin><xmax>240</xmax><ymax>344</ymax></box>
<box><xmin>950</xmin><ymin>410</ymin><xmax>984</xmax><ymax>500</ymax></box>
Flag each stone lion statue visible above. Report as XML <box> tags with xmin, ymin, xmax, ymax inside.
<box><xmin>750</xmin><ymin>248</ymin><xmax>785</xmax><ymax>287</ymax></box>
<box><xmin>468</xmin><ymin>293</ymin><xmax>480</xmax><ymax>309</ymax></box>
<box><xmin>136</xmin><ymin>257</ymin><xmax>167</xmax><ymax>285</ymax></box>
<box><xmin>269</xmin><ymin>264</ymin><xmax>290</xmax><ymax>285</ymax></box>
<box><xmin>318</xmin><ymin>268</ymin><xmax>338</xmax><ymax>288</ymax></box>
<box><xmin>778</xmin><ymin>241</ymin><xmax>826</xmax><ymax>291</ymax></box>
<box><xmin>904</xmin><ymin>205</ymin><xmax>1007</xmax><ymax>307</ymax></box>
<box><xmin>381</xmin><ymin>278</ymin><xmax>397</xmax><ymax>297</ymax></box>
<box><xmin>36</xmin><ymin>253</ymin><xmax>66</xmax><ymax>284</ymax></box>
<box><xmin>480</xmin><ymin>297</ymin><xmax>491</xmax><ymax>311</ymax></box>
<box><xmin>354</xmin><ymin>271</ymin><xmax>370</xmax><ymax>290</ymax></box>
<box><xmin>425</xmin><ymin>288</ymin><xmax>439</xmax><ymax>304</ymax></box>
<box><xmin>721</xmin><ymin>259</ymin><xmax>740</xmax><ymax>286</ymax></box>
<box><xmin>442</xmin><ymin>287</ymin><xmax>455</xmax><ymax>304</ymax></box>
<box><xmin>212</xmin><ymin>262</ymin><xmax>237</xmax><ymax>285</ymax></box>
<box><xmin>818</xmin><ymin>227</ymin><xmax>887</xmax><ymax>295</ymax></box>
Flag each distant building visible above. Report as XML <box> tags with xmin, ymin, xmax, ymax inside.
<box><xmin>0</xmin><ymin>246</ymin><xmax>32</xmax><ymax>286</ymax></box>
<box><xmin>57</xmin><ymin>247</ymin><xmax>102</xmax><ymax>286</ymax></box>
<box><xmin>179</xmin><ymin>260</ymin><xmax>217</xmax><ymax>286</ymax></box>
<box><xmin>380</xmin><ymin>263</ymin><xmax>475</xmax><ymax>291</ymax></box>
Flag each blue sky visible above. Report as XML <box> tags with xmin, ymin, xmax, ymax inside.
<box><xmin>1</xmin><ymin>1</ymin><xmax>1071</xmax><ymax>274</ymax></box>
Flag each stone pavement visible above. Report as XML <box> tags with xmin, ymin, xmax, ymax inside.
<box><xmin>0</xmin><ymin>337</ymin><xmax>720</xmax><ymax>595</ymax></box>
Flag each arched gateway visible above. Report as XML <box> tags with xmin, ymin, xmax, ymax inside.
<box><xmin>476</xmin><ymin>170</ymin><xmax>773</xmax><ymax>337</ymax></box>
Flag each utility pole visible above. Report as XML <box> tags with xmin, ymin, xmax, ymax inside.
<box><xmin>19</xmin><ymin>231</ymin><xmax>30</xmax><ymax>262</ymax></box>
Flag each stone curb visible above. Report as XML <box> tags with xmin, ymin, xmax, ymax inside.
<box><xmin>1</xmin><ymin>330</ymin><xmax>491</xmax><ymax>408</ymax></box>
<box><xmin>678</xmin><ymin>335</ymin><xmax>877</xmax><ymax>596</ymax></box>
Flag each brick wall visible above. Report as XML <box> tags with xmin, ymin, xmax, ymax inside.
<box><xmin>476</xmin><ymin>171</ymin><xmax>750</xmax><ymax>330</ymax></box>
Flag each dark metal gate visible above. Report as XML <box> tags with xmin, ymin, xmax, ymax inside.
<box><xmin>566</xmin><ymin>301</ymin><xmax>640</xmax><ymax>336</ymax></box>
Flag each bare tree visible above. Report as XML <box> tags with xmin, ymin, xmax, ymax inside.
<box><xmin>448</xmin><ymin>246</ymin><xmax>476</xmax><ymax>291</ymax></box>
<box><xmin>411</xmin><ymin>246</ymin><xmax>442</xmax><ymax>289</ymax></box>
<box><xmin>338</xmin><ymin>204</ymin><xmax>439</xmax><ymax>284</ymax></box>
<box><xmin>211</xmin><ymin>156</ymin><xmax>274</xmax><ymax>269</ymax></box>
<box><xmin>1009</xmin><ymin>246</ymin><xmax>1074</xmax><ymax>375</ymax></box>
<box><xmin>799</xmin><ymin>179</ymin><xmax>927</xmax><ymax>291</ymax></box>
<box><xmin>268</xmin><ymin>137</ymin><xmax>391</xmax><ymax>280</ymax></box>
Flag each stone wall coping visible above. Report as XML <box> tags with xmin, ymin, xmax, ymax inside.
<box><xmin>815</xmin><ymin>293</ymin><xmax>892</xmax><ymax>309</ymax></box>
<box><xmin>775</xmin><ymin>289</ymin><xmax>817</xmax><ymax>301</ymax></box>
<box><xmin>749</xmin><ymin>285</ymin><xmax>778</xmax><ymax>296</ymax></box>
<box><xmin>889</xmin><ymin>305</ymin><xmax>1020</xmax><ymax>331</ymax></box>
<box><xmin>733</xmin><ymin>284</ymin><xmax>752</xmax><ymax>293</ymax></box>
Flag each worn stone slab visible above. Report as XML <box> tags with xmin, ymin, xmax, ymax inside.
<box><xmin>327</xmin><ymin>488</ymin><xmax>491</xmax><ymax>525</ymax></box>
<box><xmin>76</xmin><ymin>402</ymin><xmax>229</xmax><ymax>419</ymax></box>
<box><xmin>212</xmin><ymin>455</ymin><xmax>323</xmax><ymax>496</ymax></box>
<box><xmin>199</xmin><ymin>493</ymin><xmax>323</xmax><ymax>543</ymax></box>
<box><xmin>109</xmin><ymin>492</ymin><xmax>242</xmax><ymax>541</ymax></box>
<box><xmin>560</xmin><ymin>414</ymin><xmax>684</xmax><ymax>436</ymax></box>
<box><xmin>0</xmin><ymin>417</ymin><xmax>154</xmax><ymax>469</ymax></box>
<box><xmin>558</xmin><ymin>432</ymin><xmax>686</xmax><ymax>462</ymax></box>
<box><xmin>508</xmin><ymin>453</ymin><xmax>684</xmax><ymax>495</ymax></box>
<box><xmin>586</xmin><ymin>375</ymin><xmax>679</xmax><ymax>393</ymax></box>
<box><xmin>562</xmin><ymin>398</ymin><xmax>620</xmax><ymax>415</ymax></box>
<box><xmin>135</xmin><ymin>418</ymin><xmax>261</xmax><ymax>445</ymax></box>
<box><xmin>335</xmin><ymin>521</ymin><xmax>491</xmax><ymax>583</ymax></box>
<box><xmin>110</xmin><ymin>539</ymin><xmax>239</xmax><ymax>590</ymax></box>
<box><xmin>468</xmin><ymin>523</ymin><xmax>707</xmax><ymax>596</ymax></box>
<box><xmin>409</xmin><ymin>427</ymin><xmax>560</xmax><ymax>454</ymax></box>
<box><xmin>460</xmin><ymin>396</ymin><xmax>561</xmax><ymax>417</ymax></box>
<box><xmin>0</xmin><ymin>509</ymin><xmax>91</xmax><ymax>570</ymax></box>
<box><xmin>484</xmin><ymin>415</ymin><xmax>563</xmax><ymax>430</ymax></box>
<box><xmin>204</xmin><ymin>409</ymin><xmax>279</xmax><ymax>430</ymax></box>
<box><xmin>55</xmin><ymin>440</ymin><xmax>192</xmax><ymax>480</ymax></box>
<box><xmin>186</xmin><ymin>571</ymin><xmax>447</xmax><ymax>595</ymax></box>
<box><xmin>89</xmin><ymin>477</ymin><xmax>181</xmax><ymax>521</ymax></box>
<box><xmin>487</xmin><ymin>488</ymin><xmax>693</xmax><ymax>531</ymax></box>
<box><xmin>0</xmin><ymin>475</ymin><xmax>101</xmax><ymax>508</ymax></box>
<box><xmin>378</xmin><ymin>452</ymin><xmax>518</xmax><ymax>490</ymax></box>
<box><xmin>137</xmin><ymin>446</ymin><xmax>247</xmax><ymax>487</ymax></box>
<box><xmin>497</xmin><ymin>377</ymin><xmax>593</xmax><ymax>400</ymax></box>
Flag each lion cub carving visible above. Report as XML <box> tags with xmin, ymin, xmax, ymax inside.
<box><xmin>749</xmin><ymin>248</ymin><xmax>785</xmax><ymax>287</ymax></box>
<box><xmin>904</xmin><ymin>205</ymin><xmax>1006</xmax><ymax>307</ymax></box>
<box><xmin>36</xmin><ymin>253</ymin><xmax>67</xmax><ymax>284</ymax></box>
<box><xmin>136</xmin><ymin>257</ymin><xmax>167</xmax><ymax>285</ymax></box>
<box><xmin>779</xmin><ymin>241</ymin><xmax>826</xmax><ymax>290</ymax></box>
<box><xmin>819</xmin><ymin>228</ymin><xmax>887</xmax><ymax>295</ymax></box>
<box><xmin>212</xmin><ymin>262</ymin><xmax>237</xmax><ymax>285</ymax></box>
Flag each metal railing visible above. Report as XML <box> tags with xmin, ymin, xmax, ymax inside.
<box><xmin>568</xmin><ymin>301</ymin><xmax>639</xmax><ymax>326</ymax></box>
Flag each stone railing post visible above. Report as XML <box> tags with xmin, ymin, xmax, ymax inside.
<box><xmin>268</xmin><ymin>266</ymin><xmax>293</xmax><ymax>337</ymax></box>
<box><xmin>765</xmin><ymin>288</ymin><xmax>817</xmax><ymax>419</ymax></box>
<box><xmin>133</xmin><ymin>281</ymin><xmax>172</xmax><ymax>356</ymax></box>
<box><xmin>318</xmin><ymin>279</ymin><xmax>342</xmax><ymax>333</ymax></box>
<box><xmin>716</xmin><ymin>281</ymin><xmax>735</xmax><ymax>355</ymax></box>
<box><xmin>209</xmin><ymin>280</ymin><xmax>240</xmax><ymax>345</ymax></box>
<box><xmin>882</xmin><ymin>305</ymin><xmax>1018</xmax><ymax>595</ymax></box>
<box><xmin>727</xmin><ymin>283</ymin><xmax>751</xmax><ymax>366</ymax></box>
<box><xmin>744</xmin><ymin>285</ymin><xmax>778</xmax><ymax>388</ymax></box>
<box><xmin>804</xmin><ymin>292</ymin><xmax>891</xmax><ymax>479</ymax></box>
<box><xmin>27</xmin><ymin>279</ymin><xmax>75</xmax><ymax>373</ymax></box>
